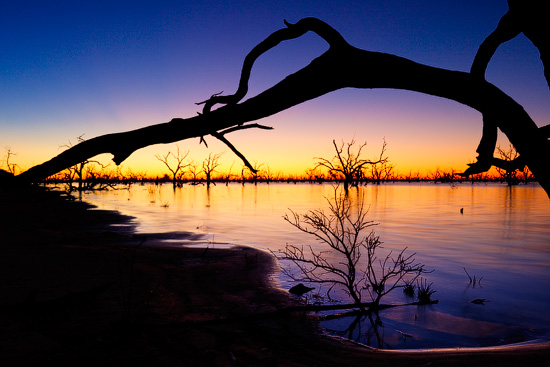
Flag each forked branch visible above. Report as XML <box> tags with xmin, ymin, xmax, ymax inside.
<box><xmin>196</xmin><ymin>17</ymin><xmax>349</xmax><ymax>114</ymax></box>
<box><xmin>211</xmin><ymin>123</ymin><xmax>273</xmax><ymax>173</ymax></box>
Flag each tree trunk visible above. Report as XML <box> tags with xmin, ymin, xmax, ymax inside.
<box><xmin>12</xmin><ymin>18</ymin><xmax>550</xmax><ymax>197</ymax></box>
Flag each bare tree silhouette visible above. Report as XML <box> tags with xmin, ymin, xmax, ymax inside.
<box><xmin>201</xmin><ymin>152</ymin><xmax>222</xmax><ymax>188</ymax></box>
<box><xmin>240</xmin><ymin>161</ymin><xmax>263</xmax><ymax>185</ymax></box>
<box><xmin>1</xmin><ymin>148</ymin><xmax>18</xmax><ymax>175</ymax></box>
<box><xmin>495</xmin><ymin>143</ymin><xmax>521</xmax><ymax>186</ymax></box>
<box><xmin>61</xmin><ymin>135</ymin><xmax>108</xmax><ymax>192</ymax></box>
<box><xmin>155</xmin><ymin>145</ymin><xmax>189</xmax><ymax>187</ymax></box>
<box><xmin>315</xmin><ymin>139</ymin><xmax>386</xmax><ymax>192</ymax></box>
<box><xmin>10</xmin><ymin>10</ymin><xmax>550</xmax><ymax>197</ymax></box>
<box><xmin>368</xmin><ymin>138</ymin><xmax>394</xmax><ymax>184</ymax></box>
<box><xmin>187</xmin><ymin>160</ymin><xmax>201</xmax><ymax>185</ymax></box>
<box><xmin>279</xmin><ymin>187</ymin><xmax>429</xmax><ymax>311</ymax></box>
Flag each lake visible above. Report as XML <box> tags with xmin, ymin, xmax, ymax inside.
<box><xmin>79</xmin><ymin>181</ymin><xmax>550</xmax><ymax>349</ymax></box>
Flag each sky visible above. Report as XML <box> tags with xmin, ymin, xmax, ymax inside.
<box><xmin>1</xmin><ymin>0</ymin><xmax>549</xmax><ymax>177</ymax></box>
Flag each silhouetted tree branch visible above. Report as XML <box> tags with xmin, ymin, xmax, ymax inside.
<box><xmin>211</xmin><ymin>123</ymin><xmax>272</xmax><ymax>173</ymax></box>
<box><xmin>278</xmin><ymin>187</ymin><xmax>429</xmax><ymax>311</ymax></box>
<box><xmin>60</xmin><ymin>135</ymin><xmax>110</xmax><ymax>192</ymax></box>
<box><xmin>464</xmin><ymin>0</ymin><xmax>549</xmax><ymax>181</ymax></box>
<box><xmin>471</xmin><ymin>0</ymin><xmax>549</xmax><ymax>86</ymax></box>
<box><xmin>494</xmin><ymin>143</ymin><xmax>522</xmax><ymax>185</ymax></box>
<box><xmin>11</xmin><ymin>16</ymin><xmax>549</xmax><ymax>197</ymax></box>
<box><xmin>195</xmin><ymin>18</ymin><xmax>349</xmax><ymax>115</ymax></box>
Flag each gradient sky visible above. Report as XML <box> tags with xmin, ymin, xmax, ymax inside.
<box><xmin>2</xmin><ymin>0</ymin><xmax>549</xmax><ymax>177</ymax></box>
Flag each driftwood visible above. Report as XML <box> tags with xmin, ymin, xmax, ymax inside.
<box><xmin>11</xmin><ymin>17</ymin><xmax>550</xmax><ymax>197</ymax></box>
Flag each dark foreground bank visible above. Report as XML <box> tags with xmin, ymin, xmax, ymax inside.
<box><xmin>1</xmin><ymin>186</ymin><xmax>549</xmax><ymax>366</ymax></box>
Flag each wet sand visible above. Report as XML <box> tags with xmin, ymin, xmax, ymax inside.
<box><xmin>1</xmin><ymin>186</ymin><xmax>549</xmax><ymax>366</ymax></box>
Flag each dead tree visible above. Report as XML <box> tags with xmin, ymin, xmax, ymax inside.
<box><xmin>2</xmin><ymin>148</ymin><xmax>18</xmax><ymax>175</ymax></box>
<box><xmin>61</xmin><ymin>135</ymin><xmax>108</xmax><ymax>192</ymax></box>
<box><xmin>369</xmin><ymin>138</ymin><xmax>394</xmax><ymax>184</ymax></box>
<box><xmin>315</xmin><ymin>139</ymin><xmax>385</xmax><ymax>192</ymax></box>
<box><xmin>187</xmin><ymin>160</ymin><xmax>201</xmax><ymax>185</ymax></box>
<box><xmin>201</xmin><ymin>152</ymin><xmax>222</xmax><ymax>188</ymax></box>
<box><xmin>155</xmin><ymin>145</ymin><xmax>189</xmax><ymax>187</ymax></box>
<box><xmin>10</xmin><ymin>14</ymin><xmax>550</xmax><ymax>198</ymax></box>
<box><xmin>495</xmin><ymin>143</ymin><xmax>521</xmax><ymax>186</ymax></box>
<box><xmin>279</xmin><ymin>187</ymin><xmax>428</xmax><ymax>310</ymax></box>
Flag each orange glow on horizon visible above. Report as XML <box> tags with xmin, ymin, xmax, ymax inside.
<box><xmin>3</xmin><ymin>91</ymin><xmax>518</xmax><ymax>180</ymax></box>
<box><xmin>5</xmin><ymin>122</ymin><xmax>494</xmax><ymax>180</ymax></box>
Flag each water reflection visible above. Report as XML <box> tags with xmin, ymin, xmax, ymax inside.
<box><xmin>81</xmin><ymin>182</ymin><xmax>550</xmax><ymax>348</ymax></box>
<box><xmin>324</xmin><ymin>312</ymin><xmax>388</xmax><ymax>349</ymax></box>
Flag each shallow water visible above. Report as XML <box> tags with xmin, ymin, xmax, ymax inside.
<box><xmin>79</xmin><ymin>182</ymin><xmax>550</xmax><ymax>349</ymax></box>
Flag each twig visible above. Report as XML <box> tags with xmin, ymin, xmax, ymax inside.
<box><xmin>463</xmin><ymin>267</ymin><xmax>473</xmax><ymax>283</ymax></box>
<box><xmin>463</xmin><ymin>267</ymin><xmax>483</xmax><ymax>285</ymax></box>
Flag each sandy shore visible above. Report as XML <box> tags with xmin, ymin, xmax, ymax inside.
<box><xmin>1</xmin><ymin>186</ymin><xmax>549</xmax><ymax>366</ymax></box>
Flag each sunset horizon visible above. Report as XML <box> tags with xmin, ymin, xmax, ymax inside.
<box><xmin>2</xmin><ymin>1</ymin><xmax>548</xmax><ymax>182</ymax></box>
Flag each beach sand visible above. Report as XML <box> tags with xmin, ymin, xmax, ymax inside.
<box><xmin>1</xmin><ymin>186</ymin><xmax>549</xmax><ymax>366</ymax></box>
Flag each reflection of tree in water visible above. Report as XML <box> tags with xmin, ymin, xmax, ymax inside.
<box><xmin>322</xmin><ymin>311</ymin><xmax>388</xmax><ymax>349</ymax></box>
<box><xmin>278</xmin><ymin>184</ymin><xmax>437</xmax><ymax>349</ymax></box>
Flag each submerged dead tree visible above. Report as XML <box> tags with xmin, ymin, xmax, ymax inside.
<box><xmin>279</xmin><ymin>187</ymin><xmax>429</xmax><ymax>310</ymax></box>
<box><xmin>11</xmin><ymin>9</ymin><xmax>550</xmax><ymax>197</ymax></box>
<box><xmin>315</xmin><ymin>139</ymin><xmax>386</xmax><ymax>192</ymax></box>
<box><xmin>202</xmin><ymin>152</ymin><xmax>222</xmax><ymax>188</ymax></box>
<box><xmin>155</xmin><ymin>145</ymin><xmax>189</xmax><ymax>187</ymax></box>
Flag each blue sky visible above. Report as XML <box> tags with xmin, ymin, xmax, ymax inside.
<box><xmin>1</xmin><ymin>0</ymin><xmax>548</xmax><ymax>175</ymax></box>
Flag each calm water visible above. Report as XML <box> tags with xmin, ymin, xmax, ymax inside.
<box><xmin>80</xmin><ymin>182</ymin><xmax>550</xmax><ymax>349</ymax></box>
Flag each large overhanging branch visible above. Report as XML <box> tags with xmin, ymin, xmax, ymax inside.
<box><xmin>196</xmin><ymin>18</ymin><xmax>349</xmax><ymax>114</ymax></box>
<box><xmin>13</xmin><ymin>18</ymin><xmax>550</xmax><ymax>198</ymax></box>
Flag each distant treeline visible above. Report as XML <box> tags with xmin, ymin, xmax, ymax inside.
<box><xmin>40</xmin><ymin>161</ymin><xmax>536</xmax><ymax>192</ymax></box>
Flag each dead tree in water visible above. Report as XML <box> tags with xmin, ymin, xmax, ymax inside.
<box><xmin>495</xmin><ymin>143</ymin><xmax>521</xmax><ymax>186</ymax></box>
<box><xmin>369</xmin><ymin>138</ymin><xmax>394</xmax><ymax>184</ymax></box>
<box><xmin>155</xmin><ymin>145</ymin><xmax>189</xmax><ymax>187</ymax></box>
<box><xmin>11</xmin><ymin>11</ymin><xmax>550</xmax><ymax>198</ymax></box>
<box><xmin>279</xmin><ymin>187</ymin><xmax>429</xmax><ymax>311</ymax></box>
<box><xmin>315</xmin><ymin>139</ymin><xmax>386</xmax><ymax>192</ymax></box>
<box><xmin>202</xmin><ymin>152</ymin><xmax>222</xmax><ymax>188</ymax></box>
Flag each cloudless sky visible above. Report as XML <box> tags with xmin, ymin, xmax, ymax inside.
<box><xmin>1</xmin><ymin>0</ymin><xmax>549</xmax><ymax>177</ymax></box>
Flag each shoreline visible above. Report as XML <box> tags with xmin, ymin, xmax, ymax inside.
<box><xmin>1</xmin><ymin>186</ymin><xmax>549</xmax><ymax>366</ymax></box>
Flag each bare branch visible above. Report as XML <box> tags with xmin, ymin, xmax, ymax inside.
<box><xmin>211</xmin><ymin>123</ymin><xmax>273</xmax><ymax>173</ymax></box>
<box><xmin>2</xmin><ymin>148</ymin><xmax>19</xmax><ymax>175</ymax></box>
<box><xmin>155</xmin><ymin>145</ymin><xmax>190</xmax><ymax>186</ymax></box>
<box><xmin>278</xmin><ymin>186</ymin><xmax>431</xmax><ymax>310</ymax></box>
<box><xmin>314</xmin><ymin>139</ymin><xmax>386</xmax><ymax>190</ymax></box>
<box><xmin>218</xmin><ymin>123</ymin><xmax>273</xmax><ymax>135</ymax></box>
<box><xmin>211</xmin><ymin>132</ymin><xmax>255</xmax><ymax>173</ymax></box>
<box><xmin>196</xmin><ymin>18</ymin><xmax>349</xmax><ymax>114</ymax></box>
<box><xmin>201</xmin><ymin>152</ymin><xmax>223</xmax><ymax>187</ymax></box>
